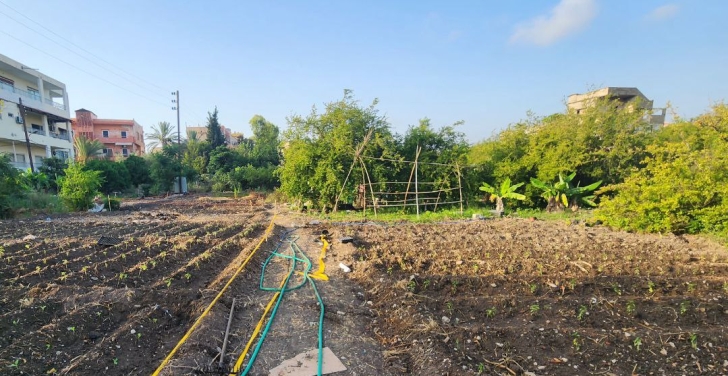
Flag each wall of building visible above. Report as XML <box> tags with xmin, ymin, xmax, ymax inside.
<box><xmin>0</xmin><ymin>100</ymin><xmax>73</xmax><ymax>168</ymax></box>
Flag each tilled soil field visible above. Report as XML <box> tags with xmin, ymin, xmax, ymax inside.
<box><xmin>0</xmin><ymin>196</ymin><xmax>271</xmax><ymax>375</ymax></box>
<box><xmin>333</xmin><ymin>218</ymin><xmax>728</xmax><ymax>375</ymax></box>
<box><xmin>2</xmin><ymin>198</ymin><xmax>727</xmax><ymax>376</ymax></box>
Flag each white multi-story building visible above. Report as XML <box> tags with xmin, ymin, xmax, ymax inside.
<box><xmin>0</xmin><ymin>53</ymin><xmax>74</xmax><ymax>170</ymax></box>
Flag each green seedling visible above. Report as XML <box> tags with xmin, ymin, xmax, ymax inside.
<box><xmin>529</xmin><ymin>283</ymin><xmax>538</xmax><ymax>294</ymax></box>
<box><xmin>60</xmin><ymin>272</ymin><xmax>68</xmax><ymax>282</ymax></box>
<box><xmin>572</xmin><ymin>332</ymin><xmax>582</xmax><ymax>351</ymax></box>
<box><xmin>477</xmin><ymin>362</ymin><xmax>485</xmax><ymax>374</ymax></box>
<box><xmin>45</xmin><ymin>343</ymin><xmax>51</xmax><ymax>350</ymax></box>
<box><xmin>8</xmin><ymin>358</ymin><xmax>21</xmax><ymax>368</ymax></box>
<box><xmin>686</xmin><ymin>282</ymin><xmax>695</xmax><ymax>293</ymax></box>
<box><xmin>446</xmin><ymin>302</ymin><xmax>454</xmax><ymax>315</ymax></box>
<box><xmin>723</xmin><ymin>281</ymin><xmax>728</xmax><ymax>293</ymax></box>
<box><xmin>67</xmin><ymin>326</ymin><xmax>75</xmax><ymax>333</ymax></box>
<box><xmin>406</xmin><ymin>280</ymin><xmax>416</xmax><ymax>292</ymax></box>
<box><xmin>626</xmin><ymin>300</ymin><xmax>636</xmax><ymax>315</ymax></box>
<box><xmin>40</xmin><ymin>305</ymin><xmax>46</xmax><ymax>312</ymax></box>
<box><xmin>647</xmin><ymin>280</ymin><xmax>655</xmax><ymax>294</ymax></box>
<box><xmin>689</xmin><ymin>333</ymin><xmax>698</xmax><ymax>350</ymax></box>
<box><xmin>113</xmin><ymin>358</ymin><xmax>118</xmax><ymax>366</ymax></box>
<box><xmin>165</xmin><ymin>278</ymin><xmax>172</xmax><ymax>288</ymax></box>
<box><xmin>577</xmin><ymin>305</ymin><xmax>588</xmax><ymax>321</ymax></box>
<box><xmin>36</xmin><ymin>266</ymin><xmax>41</xmax><ymax>273</ymax></box>
<box><xmin>529</xmin><ymin>304</ymin><xmax>540</xmax><ymax>315</ymax></box>
<box><xmin>119</xmin><ymin>272</ymin><xmax>127</xmax><ymax>280</ymax></box>
<box><xmin>184</xmin><ymin>273</ymin><xmax>192</xmax><ymax>281</ymax></box>
<box><xmin>633</xmin><ymin>337</ymin><xmax>642</xmax><ymax>351</ymax></box>
<box><xmin>12</xmin><ymin>318</ymin><xmax>19</xmax><ymax>325</ymax></box>
<box><xmin>611</xmin><ymin>283</ymin><xmax>622</xmax><ymax>296</ymax></box>
<box><xmin>422</xmin><ymin>279</ymin><xmax>430</xmax><ymax>290</ymax></box>
<box><xmin>485</xmin><ymin>307</ymin><xmax>496</xmax><ymax>318</ymax></box>
<box><xmin>680</xmin><ymin>300</ymin><xmax>690</xmax><ymax>315</ymax></box>
<box><xmin>136</xmin><ymin>332</ymin><xmax>142</xmax><ymax>340</ymax></box>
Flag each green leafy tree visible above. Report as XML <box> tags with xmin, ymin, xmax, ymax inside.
<box><xmin>84</xmin><ymin>159</ymin><xmax>131</xmax><ymax>194</ymax></box>
<box><xmin>478</xmin><ymin>178</ymin><xmax>526</xmax><ymax>213</ymax></box>
<box><xmin>73</xmin><ymin>135</ymin><xmax>103</xmax><ymax>164</ymax></box>
<box><xmin>58</xmin><ymin>163</ymin><xmax>102</xmax><ymax>211</ymax></box>
<box><xmin>279</xmin><ymin>90</ymin><xmax>398</xmax><ymax>211</ymax></box>
<box><xmin>39</xmin><ymin>157</ymin><xmax>68</xmax><ymax>193</ymax></box>
<box><xmin>148</xmin><ymin>146</ymin><xmax>182</xmax><ymax>194</ymax></box>
<box><xmin>249</xmin><ymin>115</ymin><xmax>280</xmax><ymax>166</ymax></box>
<box><xmin>123</xmin><ymin>155</ymin><xmax>152</xmax><ymax>187</ymax></box>
<box><xmin>145</xmin><ymin>121</ymin><xmax>176</xmax><ymax>152</ymax></box>
<box><xmin>206</xmin><ymin>107</ymin><xmax>225</xmax><ymax>148</ymax></box>
<box><xmin>0</xmin><ymin>154</ymin><xmax>29</xmax><ymax>218</ymax></box>
<box><xmin>597</xmin><ymin>103</ymin><xmax>728</xmax><ymax>236</ymax></box>
<box><xmin>20</xmin><ymin>169</ymin><xmax>50</xmax><ymax>192</ymax></box>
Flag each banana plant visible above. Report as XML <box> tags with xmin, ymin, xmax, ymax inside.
<box><xmin>530</xmin><ymin>172</ymin><xmax>601</xmax><ymax>211</ymax></box>
<box><xmin>479</xmin><ymin>178</ymin><xmax>526</xmax><ymax>214</ymax></box>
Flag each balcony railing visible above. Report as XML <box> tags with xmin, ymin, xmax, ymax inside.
<box><xmin>49</xmin><ymin>132</ymin><xmax>71</xmax><ymax>141</ymax></box>
<box><xmin>0</xmin><ymin>80</ymin><xmax>67</xmax><ymax>111</ymax></box>
<box><xmin>29</xmin><ymin>128</ymin><xmax>47</xmax><ymax>136</ymax></box>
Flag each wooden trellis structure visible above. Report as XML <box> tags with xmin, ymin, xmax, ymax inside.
<box><xmin>334</xmin><ymin>131</ymin><xmax>464</xmax><ymax>218</ymax></box>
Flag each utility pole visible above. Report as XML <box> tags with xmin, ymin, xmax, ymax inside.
<box><xmin>172</xmin><ymin>90</ymin><xmax>182</xmax><ymax>194</ymax></box>
<box><xmin>18</xmin><ymin>98</ymin><xmax>34</xmax><ymax>171</ymax></box>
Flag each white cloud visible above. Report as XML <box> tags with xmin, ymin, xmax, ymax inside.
<box><xmin>646</xmin><ymin>4</ymin><xmax>679</xmax><ymax>21</ymax></box>
<box><xmin>510</xmin><ymin>0</ymin><xmax>598</xmax><ymax>47</ymax></box>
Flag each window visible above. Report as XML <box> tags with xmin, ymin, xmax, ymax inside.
<box><xmin>35</xmin><ymin>156</ymin><xmax>44</xmax><ymax>164</ymax></box>
<box><xmin>121</xmin><ymin>131</ymin><xmax>127</xmax><ymax>138</ymax></box>
<box><xmin>12</xmin><ymin>154</ymin><xmax>25</xmax><ymax>163</ymax></box>
<box><xmin>102</xmin><ymin>148</ymin><xmax>112</xmax><ymax>156</ymax></box>
<box><xmin>102</xmin><ymin>130</ymin><xmax>109</xmax><ymax>138</ymax></box>
<box><xmin>122</xmin><ymin>148</ymin><xmax>129</xmax><ymax>156</ymax></box>
<box><xmin>0</xmin><ymin>75</ymin><xmax>13</xmax><ymax>86</ymax></box>
<box><xmin>31</xmin><ymin>124</ymin><xmax>44</xmax><ymax>135</ymax></box>
<box><xmin>28</xmin><ymin>87</ymin><xmax>40</xmax><ymax>100</ymax></box>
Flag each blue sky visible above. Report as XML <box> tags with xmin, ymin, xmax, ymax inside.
<box><xmin>1</xmin><ymin>0</ymin><xmax>726</xmax><ymax>144</ymax></box>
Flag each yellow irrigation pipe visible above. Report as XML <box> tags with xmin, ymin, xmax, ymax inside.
<box><xmin>308</xmin><ymin>235</ymin><xmax>329</xmax><ymax>281</ymax></box>
<box><xmin>151</xmin><ymin>217</ymin><xmax>277</xmax><ymax>376</ymax></box>
<box><xmin>231</xmin><ymin>276</ymin><xmax>287</xmax><ymax>374</ymax></box>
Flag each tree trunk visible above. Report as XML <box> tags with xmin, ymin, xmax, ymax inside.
<box><xmin>495</xmin><ymin>197</ymin><xmax>505</xmax><ymax>215</ymax></box>
<box><xmin>546</xmin><ymin>197</ymin><xmax>558</xmax><ymax>212</ymax></box>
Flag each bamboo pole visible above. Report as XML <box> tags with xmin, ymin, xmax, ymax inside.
<box><xmin>414</xmin><ymin>146</ymin><xmax>421</xmax><ymax>219</ymax></box>
<box><xmin>360</xmin><ymin>157</ymin><xmax>377</xmax><ymax>217</ymax></box>
<box><xmin>456</xmin><ymin>163</ymin><xmax>463</xmax><ymax>216</ymax></box>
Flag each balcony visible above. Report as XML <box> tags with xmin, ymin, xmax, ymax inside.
<box><xmin>49</xmin><ymin>132</ymin><xmax>71</xmax><ymax>141</ymax></box>
<box><xmin>102</xmin><ymin>136</ymin><xmax>138</xmax><ymax>145</ymax></box>
<box><xmin>0</xmin><ymin>80</ymin><xmax>68</xmax><ymax>117</ymax></box>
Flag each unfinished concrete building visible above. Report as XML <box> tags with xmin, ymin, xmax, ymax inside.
<box><xmin>567</xmin><ymin>87</ymin><xmax>666</xmax><ymax>127</ymax></box>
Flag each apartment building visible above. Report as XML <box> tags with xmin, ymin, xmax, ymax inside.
<box><xmin>567</xmin><ymin>87</ymin><xmax>666</xmax><ymax>127</ymax></box>
<box><xmin>71</xmin><ymin>109</ymin><xmax>145</xmax><ymax>159</ymax></box>
<box><xmin>186</xmin><ymin>125</ymin><xmax>236</xmax><ymax>146</ymax></box>
<box><xmin>0</xmin><ymin>53</ymin><xmax>74</xmax><ymax>170</ymax></box>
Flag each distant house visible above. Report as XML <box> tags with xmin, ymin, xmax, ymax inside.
<box><xmin>0</xmin><ymin>53</ymin><xmax>74</xmax><ymax>170</ymax></box>
<box><xmin>567</xmin><ymin>87</ymin><xmax>666</xmax><ymax>127</ymax></box>
<box><xmin>71</xmin><ymin>109</ymin><xmax>146</xmax><ymax>160</ymax></box>
<box><xmin>186</xmin><ymin>125</ymin><xmax>236</xmax><ymax>146</ymax></box>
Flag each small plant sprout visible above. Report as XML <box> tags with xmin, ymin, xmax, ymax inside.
<box><xmin>406</xmin><ymin>280</ymin><xmax>416</xmax><ymax>292</ymax></box>
<box><xmin>60</xmin><ymin>272</ymin><xmax>68</xmax><ymax>282</ymax></box>
<box><xmin>572</xmin><ymin>332</ymin><xmax>582</xmax><ymax>351</ymax></box>
<box><xmin>136</xmin><ymin>332</ymin><xmax>142</xmax><ymax>340</ymax></box>
<box><xmin>680</xmin><ymin>300</ymin><xmax>690</xmax><ymax>315</ymax></box>
<box><xmin>485</xmin><ymin>307</ymin><xmax>496</xmax><ymax>318</ymax></box>
<box><xmin>8</xmin><ymin>358</ymin><xmax>21</xmax><ymax>368</ymax></box>
<box><xmin>633</xmin><ymin>336</ymin><xmax>642</xmax><ymax>351</ymax></box>
<box><xmin>722</xmin><ymin>281</ymin><xmax>728</xmax><ymax>293</ymax></box>
<box><xmin>422</xmin><ymin>279</ymin><xmax>431</xmax><ymax>290</ymax></box>
<box><xmin>165</xmin><ymin>278</ymin><xmax>172</xmax><ymax>288</ymax></box>
<box><xmin>184</xmin><ymin>272</ymin><xmax>192</xmax><ymax>281</ymax></box>
<box><xmin>81</xmin><ymin>266</ymin><xmax>88</xmax><ymax>275</ymax></box>
<box><xmin>611</xmin><ymin>283</ymin><xmax>622</xmax><ymax>296</ymax></box>
<box><xmin>529</xmin><ymin>304</ymin><xmax>540</xmax><ymax>315</ymax></box>
<box><xmin>36</xmin><ymin>266</ymin><xmax>41</xmax><ymax>273</ymax></box>
<box><xmin>12</xmin><ymin>318</ymin><xmax>19</xmax><ymax>325</ymax></box>
<box><xmin>67</xmin><ymin>326</ymin><xmax>76</xmax><ymax>333</ymax></box>
<box><xmin>40</xmin><ymin>305</ymin><xmax>46</xmax><ymax>312</ymax></box>
<box><xmin>577</xmin><ymin>305</ymin><xmax>588</xmax><ymax>321</ymax></box>
<box><xmin>451</xmin><ymin>280</ymin><xmax>459</xmax><ymax>292</ymax></box>
<box><xmin>119</xmin><ymin>272</ymin><xmax>127</xmax><ymax>281</ymax></box>
<box><xmin>647</xmin><ymin>280</ymin><xmax>655</xmax><ymax>294</ymax></box>
<box><xmin>113</xmin><ymin>358</ymin><xmax>118</xmax><ymax>365</ymax></box>
<box><xmin>477</xmin><ymin>363</ymin><xmax>485</xmax><ymax>374</ymax></box>
<box><xmin>446</xmin><ymin>302</ymin><xmax>454</xmax><ymax>315</ymax></box>
<box><xmin>689</xmin><ymin>333</ymin><xmax>698</xmax><ymax>350</ymax></box>
<box><xmin>686</xmin><ymin>282</ymin><xmax>696</xmax><ymax>293</ymax></box>
<box><xmin>626</xmin><ymin>300</ymin><xmax>636</xmax><ymax>315</ymax></box>
<box><xmin>529</xmin><ymin>283</ymin><xmax>538</xmax><ymax>294</ymax></box>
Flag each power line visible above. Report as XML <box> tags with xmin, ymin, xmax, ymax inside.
<box><xmin>0</xmin><ymin>29</ymin><xmax>173</xmax><ymax>109</ymax></box>
<box><xmin>0</xmin><ymin>0</ymin><xmax>170</xmax><ymax>95</ymax></box>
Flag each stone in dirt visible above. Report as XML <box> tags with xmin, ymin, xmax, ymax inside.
<box><xmin>339</xmin><ymin>236</ymin><xmax>354</xmax><ymax>244</ymax></box>
<box><xmin>268</xmin><ymin>347</ymin><xmax>346</xmax><ymax>376</ymax></box>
